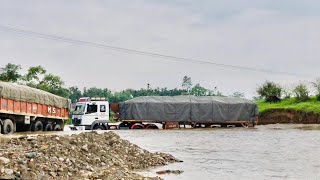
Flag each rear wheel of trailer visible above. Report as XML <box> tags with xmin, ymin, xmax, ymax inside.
<box><xmin>31</xmin><ymin>120</ymin><xmax>44</xmax><ymax>132</ymax></box>
<box><xmin>1</xmin><ymin>119</ymin><xmax>14</xmax><ymax>134</ymax></box>
<box><xmin>53</xmin><ymin>124</ymin><xmax>63</xmax><ymax>131</ymax></box>
<box><xmin>44</xmin><ymin>123</ymin><xmax>53</xmax><ymax>131</ymax></box>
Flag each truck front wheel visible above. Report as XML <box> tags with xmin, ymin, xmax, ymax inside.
<box><xmin>2</xmin><ymin>119</ymin><xmax>14</xmax><ymax>134</ymax></box>
<box><xmin>92</xmin><ymin>125</ymin><xmax>105</xmax><ymax>130</ymax></box>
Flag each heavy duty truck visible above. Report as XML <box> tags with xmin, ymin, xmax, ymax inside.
<box><xmin>70</xmin><ymin>95</ymin><xmax>259</xmax><ymax>130</ymax></box>
<box><xmin>0</xmin><ymin>81</ymin><xmax>70</xmax><ymax>134</ymax></box>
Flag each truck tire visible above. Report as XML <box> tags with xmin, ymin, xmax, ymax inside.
<box><xmin>44</xmin><ymin>123</ymin><xmax>53</xmax><ymax>131</ymax></box>
<box><xmin>131</xmin><ymin>123</ymin><xmax>144</xmax><ymax>129</ymax></box>
<box><xmin>31</xmin><ymin>121</ymin><xmax>43</xmax><ymax>132</ymax></box>
<box><xmin>53</xmin><ymin>124</ymin><xmax>62</xmax><ymax>131</ymax></box>
<box><xmin>92</xmin><ymin>125</ymin><xmax>105</xmax><ymax>130</ymax></box>
<box><xmin>221</xmin><ymin>124</ymin><xmax>227</xmax><ymax>128</ymax></box>
<box><xmin>118</xmin><ymin>122</ymin><xmax>132</xmax><ymax>130</ymax></box>
<box><xmin>145</xmin><ymin>124</ymin><xmax>159</xmax><ymax>129</ymax></box>
<box><xmin>2</xmin><ymin>119</ymin><xmax>14</xmax><ymax>134</ymax></box>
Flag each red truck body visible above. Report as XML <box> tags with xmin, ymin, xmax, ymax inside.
<box><xmin>0</xmin><ymin>81</ymin><xmax>70</xmax><ymax>134</ymax></box>
<box><xmin>0</xmin><ymin>97</ymin><xmax>69</xmax><ymax>119</ymax></box>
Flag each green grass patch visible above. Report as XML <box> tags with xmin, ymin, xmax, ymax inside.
<box><xmin>257</xmin><ymin>97</ymin><xmax>320</xmax><ymax>115</ymax></box>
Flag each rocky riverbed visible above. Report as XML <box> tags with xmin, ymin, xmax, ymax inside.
<box><xmin>0</xmin><ymin>131</ymin><xmax>181</xmax><ymax>180</ymax></box>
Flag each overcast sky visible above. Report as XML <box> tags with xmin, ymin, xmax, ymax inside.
<box><xmin>0</xmin><ymin>0</ymin><xmax>319</xmax><ymax>98</ymax></box>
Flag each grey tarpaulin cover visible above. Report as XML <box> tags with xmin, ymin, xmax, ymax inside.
<box><xmin>119</xmin><ymin>96</ymin><xmax>258</xmax><ymax>123</ymax></box>
<box><xmin>0</xmin><ymin>81</ymin><xmax>70</xmax><ymax>108</ymax></box>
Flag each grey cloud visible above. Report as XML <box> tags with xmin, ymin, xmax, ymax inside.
<box><xmin>0</xmin><ymin>0</ymin><xmax>319</xmax><ymax>98</ymax></box>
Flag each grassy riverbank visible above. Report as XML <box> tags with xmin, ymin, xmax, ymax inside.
<box><xmin>257</xmin><ymin>97</ymin><xmax>320</xmax><ymax>115</ymax></box>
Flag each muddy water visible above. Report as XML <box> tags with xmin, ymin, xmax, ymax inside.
<box><xmin>114</xmin><ymin>125</ymin><xmax>320</xmax><ymax>180</ymax></box>
<box><xmin>1</xmin><ymin>125</ymin><xmax>320</xmax><ymax>179</ymax></box>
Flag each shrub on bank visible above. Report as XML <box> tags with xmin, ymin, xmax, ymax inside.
<box><xmin>293</xmin><ymin>83</ymin><xmax>309</xmax><ymax>102</ymax></box>
<box><xmin>257</xmin><ymin>81</ymin><xmax>282</xmax><ymax>102</ymax></box>
<box><xmin>312</xmin><ymin>79</ymin><xmax>320</xmax><ymax>101</ymax></box>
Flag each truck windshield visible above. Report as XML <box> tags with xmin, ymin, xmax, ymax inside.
<box><xmin>74</xmin><ymin>104</ymin><xmax>85</xmax><ymax>114</ymax></box>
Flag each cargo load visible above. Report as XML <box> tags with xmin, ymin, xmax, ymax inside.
<box><xmin>119</xmin><ymin>95</ymin><xmax>258</xmax><ymax>123</ymax></box>
<box><xmin>0</xmin><ymin>81</ymin><xmax>69</xmax><ymax>108</ymax></box>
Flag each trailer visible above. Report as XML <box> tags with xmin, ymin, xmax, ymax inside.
<box><xmin>0</xmin><ymin>81</ymin><xmax>70</xmax><ymax>134</ymax></box>
<box><xmin>111</xmin><ymin>95</ymin><xmax>259</xmax><ymax>129</ymax></box>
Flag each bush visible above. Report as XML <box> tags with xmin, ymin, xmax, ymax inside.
<box><xmin>257</xmin><ymin>81</ymin><xmax>282</xmax><ymax>102</ymax></box>
<box><xmin>293</xmin><ymin>83</ymin><xmax>309</xmax><ymax>102</ymax></box>
<box><xmin>64</xmin><ymin>118</ymin><xmax>72</xmax><ymax>125</ymax></box>
<box><xmin>312</xmin><ymin>79</ymin><xmax>320</xmax><ymax>101</ymax></box>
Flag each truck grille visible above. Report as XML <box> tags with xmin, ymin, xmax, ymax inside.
<box><xmin>72</xmin><ymin>118</ymin><xmax>82</xmax><ymax>126</ymax></box>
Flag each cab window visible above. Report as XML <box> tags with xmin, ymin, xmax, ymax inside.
<box><xmin>86</xmin><ymin>104</ymin><xmax>97</xmax><ymax>114</ymax></box>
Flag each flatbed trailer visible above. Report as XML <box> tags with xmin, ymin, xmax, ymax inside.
<box><xmin>110</xmin><ymin>96</ymin><xmax>259</xmax><ymax>130</ymax></box>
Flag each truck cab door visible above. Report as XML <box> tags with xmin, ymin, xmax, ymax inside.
<box><xmin>82</xmin><ymin>103</ymin><xmax>99</xmax><ymax>125</ymax></box>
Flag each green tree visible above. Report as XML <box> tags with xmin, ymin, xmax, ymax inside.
<box><xmin>207</xmin><ymin>87</ymin><xmax>223</xmax><ymax>96</ymax></box>
<box><xmin>23</xmin><ymin>66</ymin><xmax>47</xmax><ymax>87</ymax></box>
<box><xmin>110</xmin><ymin>91</ymin><xmax>133</xmax><ymax>103</ymax></box>
<box><xmin>0</xmin><ymin>63</ymin><xmax>22</xmax><ymax>82</ymax></box>
<box><xmin>232</xmin><ymin>91</ymin><xmax>245</xmax><ymax>98</ymax></box>
<box><xmin>293</xmin><ymin>83</ymin><xmax>309</xmax><ymax>102</ymax></box>
<box><xmin>69</xmin><ymin>86</ymin><xmax>82</xmax><ymax>103</ymax></box>
<box><xmin>53</xmin><ymin>88</ymin><xmax>71</xmax><ymax>98</ymax></box>
<box><xmin>83</xmin><ymin>87</ymin><xmax>112</xmax><ymax>98</ymax></box>
<box><xmin>257</xmin><ymin>81</ymin><xmax>282</xmax><ymax>102</ymax></box>
<box><xmin>37</xmin><ymin>74</ymin><xmax>69</xmax><ymax>97</ymax></box>
<box><xmin>182</xmin><ymin>76</ymin><xmax>192</xmax><ymax>93</ymax></box>
<box><xmin>40</xmin><ymin>74</ymin><xmax>64</xmax><ymax>90</ymax></box>
<box><xmin>191</xmin><ymin>83</ymin><xmax>207</xmax><ymax>96</ymax></box>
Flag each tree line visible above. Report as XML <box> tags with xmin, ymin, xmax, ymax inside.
<box><xmin>257</xmin><ymin>80</ymin><xmax>320</xmax><ymax>103</ymax></box>
<box><xmin>0</xmin><ymin>63</ymin><xmax>231</xmax><ymax>103</ymax></box>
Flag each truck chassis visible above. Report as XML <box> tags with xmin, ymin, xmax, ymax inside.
<box><xmin>108</xmin><ymin>119</ymin><xmax>256</xmax><ymax>130</ymax></box>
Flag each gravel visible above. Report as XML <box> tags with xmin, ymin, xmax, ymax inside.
<box><xmin>0</xmin><ymin>157</ymin><xmax>10</xmax><ymax>165</ymax></box>
<box><xmin>0</xmin><ymin>131</ymin><xmax>181</xmax><ymax>179</ymax></box>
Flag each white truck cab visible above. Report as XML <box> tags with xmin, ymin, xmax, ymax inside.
<box><xmin>71</xmin><ymin>97</ymin><xmax>109</xmax><ymax>130</ymax></box>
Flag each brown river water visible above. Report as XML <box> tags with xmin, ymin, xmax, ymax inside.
<box><xmin>2</xmin><ymin>124</ymin><xmax>320</xmax><ymax>179</ymax></box>
<box><xmin>115</xmin><ymin>124</ymin><xmax>320</xmax><ymax>180</ymax></box>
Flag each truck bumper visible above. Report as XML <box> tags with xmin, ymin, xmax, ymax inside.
<box><xmin>69</xmin><ymin>125</ymin><xmax>85</xmax><ymax>131</ymax></box>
